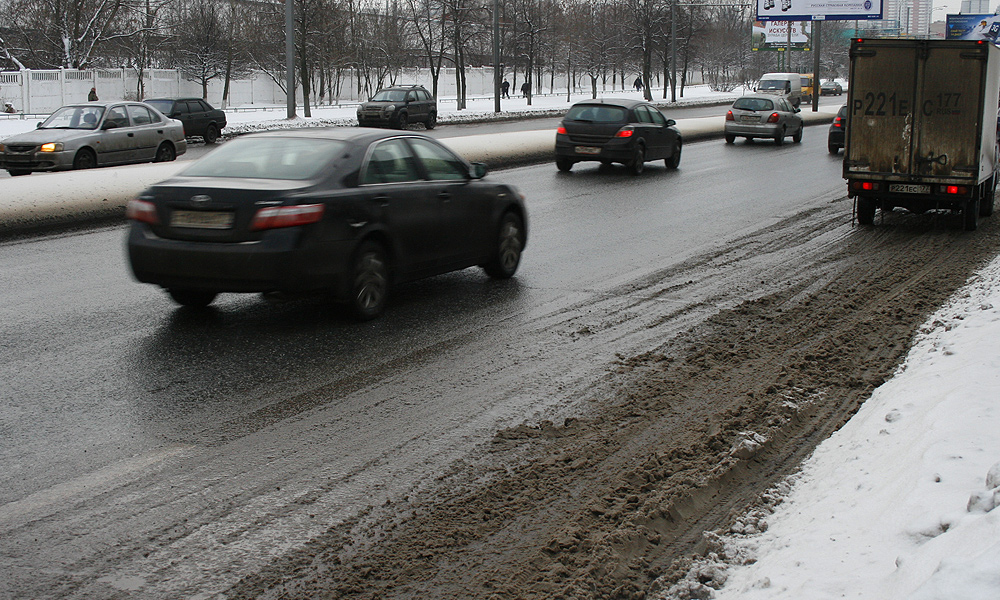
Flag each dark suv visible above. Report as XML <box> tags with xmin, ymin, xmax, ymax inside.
<box><xmin>357</xmin><ymin>85</ymin><xmax>437</xmax><ymax>130</ymax></box>
<box><xmin>144</xmin><ymin>98</ymin><xmax>227</xmax><ymax>144</ymax></box>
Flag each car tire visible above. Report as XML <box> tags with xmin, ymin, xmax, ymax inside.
<box><xmin>665</xmin><ymin>139</ymin><xmax>681</xmax><ymax>169</ymax></box>
<box><xmin>153</xmin><ymin>142</ymin><xmax>176</xmax><ymax>163</ymax></box>
<box><xmin>828</xmin><ymin>142</ymin><xmax>840</xmax><ymax>155</ymax></box>
<box><xmin>725</xmin><ymin>133</ymin><xmax>736</xmax><ymax>144</ymax></box>
<box><xmin>856</xmin><ymin>197</ymin><xmax>876</xmax><ymax>225</ymax></box>
<box><xmin>350</xmin><ymin>241</ymin><xmax>390</xmax><ymax>320</ymax></box>
<box><xmin>556</xmin><ymin>158</ymin><xmax>574</xmax><ymax>172</ymax></box>
<box><xmin>168</xmin><ymin>289</ymin><xmax>217</xmax><ymax>307</ymax></box>
<box><xmin>396</xmin><ymin>112</ymin><xmax>408</xmax><ymax>130</ymax></box>
<box><xmin>627</xmin><ymin>145</ymin><xmax>645</xmax><ymax>175</ymax></box>
<box><xmin>204</xmin><ymin>123</ymin><xmax>219</xmax><ymax>144</ymax></box>
<box><xmin>7</xmin><ymin>169</ymin><xmax>30</xmax><ymax>176</ymax></box>
<box><xmin>792</xmin><ymin>125</ymin><xmax>803</xmax><ymax>144</ymax></box>
<box><xmin>774</xmin><ymin>127</ymin><xmax>785</xmax><ymax>146</ymax></box>
<box><xmin>73</xmin><ymin>148</ymin><xmax>97</xmax><ymax>170</ymax></box>
<box><xmin>425</xmin><ymin>112</ymin><xmax>437</xmax><ymax>129</ymax></box>
<box><xmin>483</xmin><ymin>212</ymin><xmax>524</xmax><ymax>279</ymax></box>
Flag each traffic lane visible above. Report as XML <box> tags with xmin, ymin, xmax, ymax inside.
<box><xmin>0</xmin><ymin>132</ymin><xmax>846</xmax><ymax>506</ymax></box>
<box><xmin>0</xmin><ymin>134</ymin><xmax>850</xmax><ymax>597</ymax></box>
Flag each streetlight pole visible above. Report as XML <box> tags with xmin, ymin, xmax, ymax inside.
<box><xmin>493</xmin><ymin>0</ymin><xmax>500</xmax><ymax>113</ymax></box>
<box><xmin>285</xmin><ymin>0</ymin><xmax>295</xmax><ymax>119</ymax></box>
<box><xmin>670</xmin><ymin>0</ymin><xmax>677</xmax><ymax>102</ymax></box>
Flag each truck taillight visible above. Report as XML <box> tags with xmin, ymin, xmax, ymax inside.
<box><xmin>942</xmin><ymin>185</ymin><xmax>967</xmax><ymax>195</ymax></box>
<box><xmin>126</xmin><ymin>199</ymin><xmax>158</xmax><ymax>224</ymax></box>
<box><xmin>767</xmin><ymin>112</ymin><xmax>780</xmax><ymax>123</ymax></box>
<box><xmin>726</xmin><ymin>110</ymin><xmax>734</xmax><ymax>121</ymax></box>
<box><xmin>250</xmin><ymin>204</ymin><xmax>325</xmax><ymax>231</ymax></box>
<box><xmin>851</xmin><ymin>181</ymin><xmax>879</xmax><ymax>192</ymax></box>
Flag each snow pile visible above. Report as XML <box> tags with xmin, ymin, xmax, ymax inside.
<box><xmin>658</xmin><ymin>254</ymin><xmax>1000</xmax><ymax>599</ymax></box>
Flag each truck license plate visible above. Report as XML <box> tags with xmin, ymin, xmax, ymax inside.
<box><xmin>889</xmin><ymin>184</ymin><xmax>930</xmax><ymax>194</ymax></box>
<box><xmin>171</xmin><ymin>210</ymin><xmax>234</xmax><ymax>229</ymax></box>
<box><xmin>575</xmin><ymin>146</ymin><xmax>601</xmax><ymax>155</ymax></box>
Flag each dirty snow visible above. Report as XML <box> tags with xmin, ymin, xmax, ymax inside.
<box><xmin>658</xmin><ymin>254</ymin><xmax>1000</xmax><ymax>600</ymax></box>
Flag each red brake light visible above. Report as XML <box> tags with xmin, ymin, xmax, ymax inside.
<box><xmin>126</xmin><ymin>199</ymin><xmax>158</xmax><ymax>224</ymax></box>
<box><xmin>834</xmin><ymin>117</ymin><xmax>842</xmax><ymax>128</ymax></box>
<box><xmin>615</xmin><ymin>126</ymin><xmax>634</xmax><ymax>138</ymax></box>
<box><xmin>726</xmin><ymin>110</ymin><xmax>734</xmax><ymax>121</ymax></box>
<box><xmin>767</xmin><ymin>112</ymin><xmax>780</xmax><ymax>123</ymax></box>
<box><xmin>862</xmin><ymin>182</ymin><xmax>874</xmax><ymax>191</ymax></box>
<box><xmin>557</xmin><ymin>126</ymin><xmax>567</xmax><ymax>134</ymax></box>
<box><xmin>250</xmin><ymin>204</ymin><xmax>325</xmax><ymax>231</ymax></box>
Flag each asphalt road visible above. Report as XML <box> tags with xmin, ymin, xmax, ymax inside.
<box><xmin>2</xmin><ymin>121</ymin><xmax>853</xmax><ymax>598</ymax></box>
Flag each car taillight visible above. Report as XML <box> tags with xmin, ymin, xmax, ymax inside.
<box><xmin>615</xmin><ymin>126</ymin><xmax>634</xmax><ymax>138</ymax></box>
<box><xmin>767</xmin><ymin>112</ymin><xmax>780</xmax><ymax>123</ymax></box>
<box><xmin>250</xmin><ymin>204</ymin><xmax>325</xmax><ymax>231</ymax></box>
<box><xmin>126</xmin><ymin>199</ymin><xmax>158</xmax><ymax>224</ymax></box>
<box><xmin>833</xmin><ymin>117</ymin><xmax>843</xmax><ymax>128</ymax></box>
<box><xmin>557</xmin><ymin>126</ymin><xmax>567</xmax><ymax>134</ymax></box>
<box><xmin>726</xmin><ymin>110</ymin><xmax>734</xmax><ymax>121</ymax></box>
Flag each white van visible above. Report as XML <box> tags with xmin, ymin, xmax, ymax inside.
<box><xmin>757</xmin><ymin>72</ymin><xmax>802</xmax><ymax>107</ymax></box>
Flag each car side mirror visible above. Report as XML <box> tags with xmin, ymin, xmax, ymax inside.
<box><xmin>36</xmin><ymin>122</ymin><xmax>42</xmax><ymax>129</ymax></box>
<box><xmin>470</xmin><ymin>162</ymin><xmax>488</xmax><ymax>179</ymax></box>
<box><xmin>665</xmin><ymin>119</ymin><xmax>676</xmax><ymax>127</ymax></box>
<box><xmin>794</xmin><ymin>108</ymin><xmax>801</xmax><ymax>113</ymax></box>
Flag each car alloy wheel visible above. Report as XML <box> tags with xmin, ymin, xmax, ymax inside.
<box><xmin>351</xmin><ymin>241</ymin><xmax>389</xmax><ymax>320</ymax></box>
<box><xmin>628</xmin><ymin>145</ymin><xmax>645</xmax><ymax>175</ymax></box>
<box><xmin>484</xmin><ymin>212</ymin><xmax>524</xmax><ymax>279</ymax></box>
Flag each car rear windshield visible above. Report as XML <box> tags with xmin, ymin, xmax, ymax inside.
<box><xmin>733</xmin><ymin>98</ymin><xmax>774</xmax><ymax>112</ymax></box>
<box><xmin>565</xmin><ymin>105</ymin><xmax>627</xmax><ymax>123</ymax></box>
<box><xmin>181</xmin><ymin>137</ymin><xmax>347</xmax><ymax>180</ymax></box>
<box><xmin>144</xmin><ymin>100</ymin><xmax>173</xmax><ymax>113</ymax></box>
<box><xmin>370</xmin><ymin>90</ymin><xmax>408</xmax><ymax>102</ymax></box>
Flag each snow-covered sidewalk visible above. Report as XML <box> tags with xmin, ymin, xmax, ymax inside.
<box><xmin>661</xmin><ymin>256</ymin><xmax>1000</xmax><ymax>599</ymax></box>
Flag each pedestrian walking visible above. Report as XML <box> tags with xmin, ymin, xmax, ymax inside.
<box><xmin>634</xmin><ymin>76</ymin><xmax>643</xmax><ymax>91</ymax></box>
<box><xmin>501</xmin><ymin>79</ymin><xmax>510</xmax><ymax>99</ymax></box>
<box><xmin>520</xmin><ymin>81</ymin><xmax>530</xmax><ymax>98</ymax></box>
<box><xmin>88</xmin><ymin>87</ymin><xmax>99</xmax><ymax>101</ymax></box>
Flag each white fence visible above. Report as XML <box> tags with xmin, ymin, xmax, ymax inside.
<box><xmin>0</xmin><ymin>67</ymin><xmax>704</xmax><ymax>116</ymax></box>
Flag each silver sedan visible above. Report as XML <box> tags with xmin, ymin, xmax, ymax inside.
<box><xmin>724</xmin><ymin>94</ymin><xmax>804</xmax><ymax>146</ymax></box>
<box><xmin>0</xmin><ymin>101</ymin><xmax>187</xmax><ymax>176</ymax></box>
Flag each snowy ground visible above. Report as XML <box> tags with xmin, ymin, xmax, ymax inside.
<box><xmin>3</xmin><ymin>80</ymin><xmax>996</xmax><ymax>600</ymax></box>
<box><xmin>660</xmin><ymin>255</ymin><xmax>1000</xmax><ymax>600</ymax></box>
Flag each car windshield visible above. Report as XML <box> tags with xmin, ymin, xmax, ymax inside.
<box><xmin>733</xmin><ymin>97</ymin><xmax>774</xmax><ymax>112</ymax></box>
<box><xmin>758</xmin><ymin>80</ymin><xmax>787</xmax><ymax>91</ymax></box>
<box><xmin>565</xmin><ymin>105</ymin><xmax>627</xmax><ymax>123</ymax></box>
<box><xmin>144</xmin><ymin>100</ymin><xmax>173</xmax><ymax>113</ymax></box>
<box><xmin>39</xmin><ymin>106</ymin><xmax>105</xmax><ymax>130</ymax></box>
<box><xmin>370</xmin><ymin>90</ymin><xmax>407</xmax><ymax>102</ymax></box>
<box><xmin>181</xmin><ymin>137</ymin><xmax>347</xmax><ymax>180</ymax></box>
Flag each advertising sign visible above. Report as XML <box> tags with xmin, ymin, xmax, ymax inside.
<box><xmin>752</xmin><ymin>21</ymin><xmax>812</xmax><ymax>51</ymax></box>
<box><xmin>946</xmin><ymin>14</ymin><xmax>1000</xmax><ymax>41</ymax></box>
<box><xmin>756</xmin><ymin>0</ymin><xmax>883</xmax><ymax>22</ymax></box>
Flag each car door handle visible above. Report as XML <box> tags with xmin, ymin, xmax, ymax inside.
<box><xmin>372</xmin><ymin>195</ymin><xmax>389</xmax><ymax>207</ymax></box>
<box><xmin>157</xmin><ymin>130</ymin><xmax>164</xmax><ymax>134</ymax></box>
<box><xmin>437</xmin><ymin>191</ymin><xmax>451</xmax><ymax>201</ymax></box>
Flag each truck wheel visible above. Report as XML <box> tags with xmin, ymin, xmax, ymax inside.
<box><xmin>856</xmin><ymin>197</ymin><xmax>876</xmax><ymax>225</ymax></box>
<box><xmin>963</xmin><ymin>197</ymin><xmax>979</xmax><ymax>231</ymax></box>
<box><xmin>980</xmin><ymin>177</ymin><xmax>996</xmax><ymax>216</ymax></box>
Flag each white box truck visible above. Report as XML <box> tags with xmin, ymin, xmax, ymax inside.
<box><xmin>843</xmin><ymin>38</ymin><xmax>1000</xmax><ymax>230</ymax></box>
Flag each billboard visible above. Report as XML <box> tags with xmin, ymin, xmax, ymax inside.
<box><xmin>946</xmin><ymin>14</ymin><xmax>1000</xmax><ymax>41</ymax></box>
<box><xmin>752</xmin><ymin>21</ymin><xmax>812</xmax><ymax>51</ymax></box>
<box><xmin>756</xmin><ymin>0</ymin><xmax>883</xmax><ymax>22</ymax></box>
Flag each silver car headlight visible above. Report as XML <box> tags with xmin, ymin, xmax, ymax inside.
<box><xmin>40</xmin><ymin>142</ymin><xmax>64</xmax><ymax>152</ymax></box>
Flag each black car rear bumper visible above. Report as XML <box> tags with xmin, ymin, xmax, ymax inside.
<box><xmin>127</xmin><ymin>224</ymin><xmax>352</xmax><ymax>295</ymax></box>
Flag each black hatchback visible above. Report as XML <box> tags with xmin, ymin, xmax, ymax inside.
<box><xmin>555</xmin><ymin>99</ymin><xmax>682</xmax><ymax>175</ymax></box>
<box><xmin>126</xmin><ymin>129</ymin><xmax>528</xmax><ymax>319</ymax></box>
<box><xmin>144</xmin><ymin>98</ymin><xmax>227</xmax><ymax>144</ymax></box>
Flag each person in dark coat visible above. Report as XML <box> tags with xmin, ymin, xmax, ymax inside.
<box><xmin>520</xmin><ymin>81</ymin><xmax>530</xmax><ymax>97</ymax></box>
<box><xmin>501</xmin><ymin>79</ymin><xmax>510</xmax><ymax>99</ymax></box>
<box><xmin>634</xmin><ymin>76</ymin><xmax>643</xmax><ymax>91</ymax></box>
<box><xmin>88</xmin><ymin>87</ymin><xmax>98</xmax><ymax>101</ymax></box>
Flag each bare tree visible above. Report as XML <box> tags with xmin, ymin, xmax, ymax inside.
<box><xmin>170</xmin><ymin>0</ymin><xmax>228</xmax><ymax>99</ymax></box>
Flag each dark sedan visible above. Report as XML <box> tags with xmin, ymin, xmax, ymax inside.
<box><xmin>126</xmin><ymin>129</ymin><xmax>528</xmax><ymax>319</ymax></box>
<box><xmin>828</xmin><ymin>104</ymin><xmax>847</xmax><ymax>155</ymax></box>
<box><xmin>554</xmin><ymin>99</ymin><xmax>682</xmax><ymax>175</ymax></box>
<box><xmin>144</xmin><ymin>98</ymin><xmax>227</xmax><ymax>144</ymax></box>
